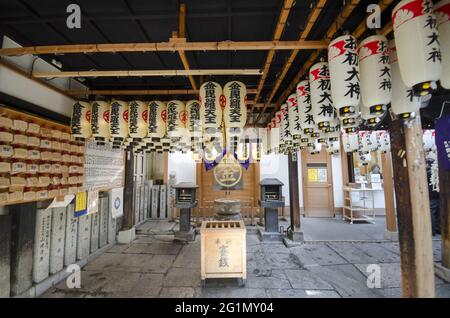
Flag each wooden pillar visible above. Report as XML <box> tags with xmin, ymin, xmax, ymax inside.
<box><xmin>163</xmin><ymin>152</ymin><xmax>169</xmax><ymax>184</ymax></box>
<box><xmin>388</xmin><ymin>115</ymin><xmax>435</xmax><ymax>298</ymax></box>
<box><xmin>122</xmin><ymin>150</ymin><xmax>135</xmax><ymax>230</ymax></box>
<box><xmin>288</xmin><ymin>152</ymin><xmax>301</xmax><ymax>230</ymax></box>
<box><xmin>381</xmin><ymin>152</ymin><xmax>398</xmax><ymax>235</ymax></box>
<box><xmin>439</xmin><ymin>156</ymin><xmax>450</xmax><ymax>269</ymax></box>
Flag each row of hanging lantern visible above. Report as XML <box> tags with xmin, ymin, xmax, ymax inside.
<box><xmin>266</xmin><ymin>0</ymin><xmax>448</xmax><ymax>158</ymax></box>
<box><xmin>70</xmin><ymin>80</ymin><xmax>266</xmax><ymax>162</ymax></box>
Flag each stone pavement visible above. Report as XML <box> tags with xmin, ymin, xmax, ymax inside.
<box><xmin>41</xmin><ymin>221</ymin><xmax>450</xmax><ymax>298</ymax></box>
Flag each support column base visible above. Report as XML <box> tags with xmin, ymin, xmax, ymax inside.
<box><xmin>117</xmin><ymin>227</ymin><xmax>136</xmax><ymax>244</ymax></box>
<box><xmin>257</xmin><ymin>226</ymin><xmax>283</xmax><ymax>242</ymax></box>
<box><xmin>174</xmin><ymin>229</ymin><xmax>196</xmax><ymax>242</ymax></box>
<box><xmin>384</xmin><ymin>230</ymin><xmax>399</xmax><ymax>241</ymax></box>
<box><xmin>435</xmin><ymin>263</ymin><xmax>450</xmax><ymax>283</ymax></box>
<box><xmin>283</xmin><ymin>230</ymin><xmax>304</xmax><ymax>247</ymax></box>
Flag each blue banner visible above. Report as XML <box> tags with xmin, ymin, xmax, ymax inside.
<box><xmin>435</xmin><ymin>114</ymin><xmax>450</xmax><ymax>170</ymax></box>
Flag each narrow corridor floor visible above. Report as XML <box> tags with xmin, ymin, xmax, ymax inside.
<box><xmin>42</xmin><ymin>231</ymin><xmax>450</xmax><ymax>298</ymax></box>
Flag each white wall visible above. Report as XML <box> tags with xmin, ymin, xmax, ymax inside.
<box><xmin>167</xmin><ymin>151</ymin><xmax>347</xmax><ymax>209</ymax></box>
<box><xmin>0</xmin><ymin>36</ymin><xmax>84</xmax><ymax>116</ymax></box>
<box><xmin>168</xmin><ymin>152</ymin><xmax>197</xmax><ymax>184</ymax></box>
<box><xmin>332</xmin><ymin>155</ymin><xmax>344</xmax><ymax>208</ymax></box>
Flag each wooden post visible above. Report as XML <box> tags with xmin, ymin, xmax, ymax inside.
<box><xmin>381</xmin><ymin>152</ymin><xmax>398</xmax><ymax>236</ymax></box>
<box><xmin>288</xmin><ymin>152</ymin><xmax>301</xmax><ymax>230</ymax></box>
<box><xmin>388</xmin><ymin>115</ymin><xmax>435</xmax><ymax>298</ymax></box>
<box><xmin>122</xmin><ymin>150</ymin><xmax>135</xmax><ymax>230</ymax></box>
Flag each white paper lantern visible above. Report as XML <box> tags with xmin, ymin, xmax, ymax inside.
<box><xmin>328</xmin><ymin>34</ymin><xmax>361</xmax><ymax>118</ymax></box>
<box><xmin>280</xmin><ymin>103</ymin><xmax>293</xmax><ymax>147</ymax></box>
<box><xmin>148</xmin><ymin>101</ymin><xmax>167</xmax><ymax>142</ymax></box>
<box><xmin>128</xmin><ymin>100</ymin><xmax>147</xmax><ymax>141</ymax></box>
<box><xmin>286</xmin><ymin>93</ymin><xmax>301</xmax><ymax>141</ymax></box>
<box><xmin>360</xmin><ymin>102</ymin><xmax>381</xmax><ymax>126</ymax></box>
<box><xmin>90</xmin><ymin>100</ymin><xmax>110</xmax><ymax>144</ymax></box>
<box><xmin>270</xmin><ymin>116</ymin><xmax>281</xmax><ymax>154</ymax></box>
<box><xmin>296</xmin><ymin>80</ymin><xmax>315</xmax><ymax>134</ymax></box>
<box><xmin>310</xmin><ymin>62</ymin><xmax>334</xmax><ymax>130</ymax></box>
<box><xmin>166</xmin><ymin>100</ymin><xmax>186</xmax><ymax>140</ymax></box>
<box><xmin>326</xmin><ymin>140</ymin><xmax>340</xmax><ymax>155</ymax></box>
<box><xmin>392</xmin><ymin>0</ymin><xmax>442</xmax><ymax>95</ymax></box>
<box><xmin>342</xmin><ymin>132</ymin><xmax>359</xmax><ymax>153</ymax></box>
<box><xmin>308</xmin><ymin>141</ymin><xmax>322</xmax><ymax>155</ymax></box>
<box><xmin>358</xmin><ymin>35</ymin><xmax>392</xmax><ymax>115</ymax></box>
<box><xmin>390</xmin><ymin>40</ymin><xmax>422</xmax><ymax>117</ymax></box>
<box><xmin>70</xmin><ymin>100</ymin><xmax>91</xmax><ymax>142</ymax></box>
<box><xmin>223</xmin><ymin>81</ymin><xmax>247</xmax><ymax>135</ymax></box>
<box><xmin>109</xmin><ymin>100</ymin><xmax>128</xmax><ymax>148</ymax></box>
<box><xmin>186</xmin><ymin>100</ymin><xmax>202</xmax><ymax>143</ymax></box>
<box><xmin>200</xmin><ymin>81</ymin><xmax>223</xmax><ymax>136</ymax></box>
<box><xmin>359</xmin><ymin>152</ymin><xmax>372</xmax><ymax>166</ymax></box>
<box><xmin>377</xmin><ymin>131</ymin><xmax>391</xmax><ymax>153</ymax></box>
<box><xmin>435</xmin><ymin>0</ymin><xmax>450</xmax><ymax>89</ymax></box>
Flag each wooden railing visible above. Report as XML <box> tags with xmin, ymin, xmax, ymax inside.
<box><xmin>171</xmin><ymin>197</ymin><xmax>287</xmax><ymax>227</ymax></box>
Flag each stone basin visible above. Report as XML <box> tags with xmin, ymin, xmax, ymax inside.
<box><xmin>214</xmin><ymin>198</ymin><xmax>241</xmax><ymax>215</ymax></box>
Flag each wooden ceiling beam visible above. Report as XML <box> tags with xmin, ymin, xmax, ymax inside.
<box><xmin>176</xmin><ymin>3</ymin><xmax>197</xmax><ymax>90</ymax></box>
<box><xmin>67</xmin><ymin>88</ymin><xmax>258</xmax><ymax>96</ymax></box>
<box><xmin>33</xmin><ymin>69</ymin><xmax>263</xmax><ymax>78</ymax></box>
<box><xmin>253</xmin><ymin>0</ymin><xmax>328</xmax><ymax>124</ymax></box>
<box><xmin>249</xmin><ymin>0</ymin><xmax>295</xmax><ymax>118</ymax></box>
<box><xmin>0</xmin><ymin>40</ymin><xmax>328</xmax><ymax>57</ymax></box>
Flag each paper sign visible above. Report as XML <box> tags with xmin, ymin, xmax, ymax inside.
<box><xmin>87</xmin><ymin>190</ymin><xmax>99</xmax><ymax>215</ymax></box>
<box><xmin>74</xmin><ymin>191</ymin><xmax>88</xmax><ymax>217</ymax></box>
<box><xmin>308</xmin><ymin>168</ymin><xmax>318</xmax><ymax>182</ymax></box>
<box><xmin>45</xmin><ymin>195</ymin><xmax>75</xmax><ymax>210</ymax></box>
<box><xmin>110</xmin><ymin>187</ymin><xmax>124</xmax><ymax>219</ymax></box>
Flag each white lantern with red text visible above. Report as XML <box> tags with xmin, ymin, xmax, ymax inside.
<box><xmin>200</xmin><ymin>81</ymin><xmax>223</xmax><ymax>137</ymax></box>
<box><xmin>358</xmin><ymin>35</ymin><xmax>391</xmax><ymax>116</ymax></box>
<box><xmin>296</xmin><ymin>80</ymin><xmax>315</xmax><ymax>134</ymax></box>
<box><xmin>392</xmin><ymin>0</ymin><xmax>442</xmax><ymax>95</ymax></box>
<box><xmin>287</xmin><ymin>94</ymin><xmax>301</xmax><ymax>142</ymax></box>
<box><xmin>377</xmin><ymin>131</ymin><xmax>391</xmax><ymax>153</ymax></box>
<box><xmin>90</xmin><ymin>100</ymin><xmax>110</xmax><ymax>145</ymax></box>
<box><xmin>342</xmin><ymin>132</ymin><xmax>359</xmax><ymax>153</ymax></box>
<box><xmin>328</xmin><ymin>34</ymin><xmax>361</xmax><ymax>119</ymax></box>
<box><xmin>71</xmin><ymin>100</ymin><xmax>91</xmax><ymax>142</ymax></box>
<box><xmin>390</xmin><ymin>40</ymin><xmax>422</xmax><ymax>118</ymax></box>
<box><xmin>310</xmin><ymin>62</ymin><xmax>334</xmax><ymax>130</ymax></box>
<box><xmin>280</xmin><ymin>103</ymin><xmax>292</xmax><ymax>148</ymax></box>
<box><xmin>435</xmin><ymin>0</ymin><xmax>450</xmax><ymax>89</ymax></box>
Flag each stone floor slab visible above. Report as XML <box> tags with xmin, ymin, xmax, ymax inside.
<box><xmin>120</xmin><ymin>254</ymin><xmax>176</xmax><ymax>273</ymax></box>
<box><xmin>159</xmin><ymin>287</ymin><xmax>196</xmax><ymax>298</ymax></box>
<box><xmin>266</xmin><ymin>288</ymin><xmax>340</xmax><ymax>298</ymax></box>
<box><xmin>291</xmin><ymin>243</ymin><xmax>348</xmax><ymax>266</ymax></box>
<box><xmin>284</xmin><ymin>269</ymin><xmax>334</xmax><ymax>290</ymax></box>
<box><xmin>123</xmin><ymin>242</ymin><xmax>182</xmax><ymax>255</ymax></box>
<box><xmin>326</xmin><ymin>242</ymin><xmax>382</xmax><ymax>264</ymax></box>
<box><xmin>83</xmin><ymin>253</ymin><xmax>127</xmax><ymax>272</ymax></box>
<box><xmin>163</xmin><ymin>267</ymin><xmax>201</xmax><ymax>287</ymax></box>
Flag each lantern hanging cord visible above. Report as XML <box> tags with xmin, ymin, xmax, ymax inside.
<box><xmin>437</xmin><ymin>101</ymin><xmax>450</xmax><ymax>120</ymax></box>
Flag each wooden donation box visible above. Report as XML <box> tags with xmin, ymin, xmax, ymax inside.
<box><xmin>200</xmin><ymin>220</ymin><xmax>246</xmax><ymax>286</ymax></box>
<box><xmin>173</xmin><ymin>182</ymin><xmax>198</xmax><ymax>241</ymax></box>
<box><xmin>258</xmin><ymin>178</ymin><xmax>284</xmax><ymax>241</ymax></box>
